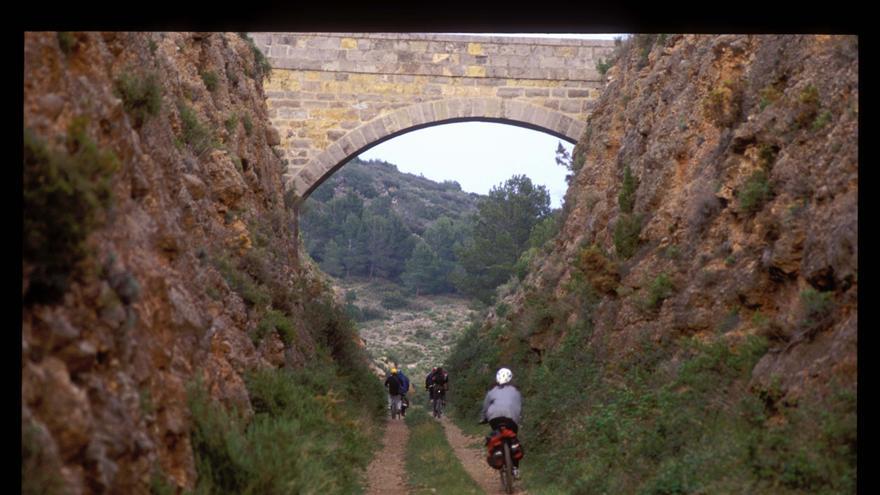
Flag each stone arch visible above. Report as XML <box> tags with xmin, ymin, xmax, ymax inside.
<box><xmin>285</xmin><ymin>97</ymin><xmax>587</xmax><ymax>198</ymax></box>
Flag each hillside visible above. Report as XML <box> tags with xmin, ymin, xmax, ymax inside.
<box><xmin>448</xmin><ymin>34</ymin><xmax>857</xmax><ymax>493</ymax></box>
<box><xmin>308</xmin><ymin>157</ymin><xmax>482</xmax><ymax>235</ymax></box>
<box><xmin>23</xmin><ymin>32</ymin><xmax>384</xmax><ymax>493</ymax></box>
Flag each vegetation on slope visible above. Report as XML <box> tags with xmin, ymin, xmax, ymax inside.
<box><xmin>302</xmin><ymin>159</ymin><xmax>560</xmax><ymax>304</ymax></box>
<box><xmin>447</xmin><ymin>268</ymin><xmax>855</xmax><ymax>494</ymax></box>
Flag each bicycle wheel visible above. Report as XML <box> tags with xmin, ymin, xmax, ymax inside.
<box><xmin>432</xmin><ymin>398</ymin><xmax>440</xmax><ymax>418</ymax></box>
<box><xmin>502</xmin><ymin>442</ymin><xmax>514</xmax><ymax>494</ymax></box>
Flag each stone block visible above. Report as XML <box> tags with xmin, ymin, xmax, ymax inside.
<box><xmin>521</xmin><ymin>103</ymin><xmax>536</xmax><ymax>123</ymax></box>
<box><xmin>560</xmin><ymin>99</ymin><xmax>584</xmax><ymax>113</ymax></box>
<box><xmin>339</xmin><ymin>137</ymin><xmax>355</xmax><ymax>155</ymax></box>
<box><xmin>546</xmin><ymin>111</ymin><xmax>564</xmax><ymax>133</ymax></box>
<box><xmin>406</xmin><ymin>105</ymin><xmax>424</xmax><ymax>126</ymax></box>
<box><xmin>525</xmin><ymin>88</ymin><xmax>550</xmax><ymax>97</ymax></box>
<box><xmin>567</xmin><ymin>120</ymin><xmax>587</xmax><ymax>141</ymax></box>
<box><xmin>327</xmin><ymin>142</ymin><xmax>346</xmax><ymax>163</ymax></box>
<box><xmin>496</xmin><ymin>87</ymin><xmax>523</xmax><ymax>98</ymax></box>
<box><xmin>567</xmin><ymin>89</ymin><xmax>591</xmax><ymax>98</ymax></box>
<box><xmin>466</xmin><ymin>66</ymin><xmax>486</xmax><ymax>77</ymax></box>
<box><xmin>360</xmin><ymin>122</ymin><xmax>378</xmax><ymax>143</ymax></box>
<box><xmin>350</xmin><ymin>128</ymin><xmax>367</xmax><ymax>150</ymax></box>
<box><xmin>367</xmin><ymin>119</ymin><xmax>388</xmax><ymax>140</ymax></box>
<box><xmin>458</xmin><ymin>99</ymin><xmax>474</xmax><ymax>118</ymax></box>
<box><xmin>327</xmin><ymin>129</ymin><xmax>346</xmax><ymax>140</ymax></box>
<box><xmin>484</xmin><ymin>98</ymin><xmax>502</xmax><ymax>118</ymax></box>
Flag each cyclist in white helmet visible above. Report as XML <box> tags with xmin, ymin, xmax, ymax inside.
<box><xmin>481</xmin><ymin>367</ymin><xmax>524</xmax><ymax>477</ymax></box>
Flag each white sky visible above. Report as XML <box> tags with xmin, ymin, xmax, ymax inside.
<box><xmin>358</xmin><ymin>33</ymin><xmax>623</xmax><ymax>209</ymax></box>
<box><xmin>360</xmin><ymin>123</ymin><xmax>573</xmax><ymax>208</ymax></box>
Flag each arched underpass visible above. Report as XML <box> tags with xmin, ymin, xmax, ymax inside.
<box><xmin>249</xmin><ymin>32</ymin><xmax>614</xmax><ymax>197</ymax></box>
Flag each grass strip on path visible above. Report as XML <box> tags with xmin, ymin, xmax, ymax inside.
<box><xmin>405</xmin><ymin>405</ymin><xmax>484</xmax><ymax>494</ymax></box>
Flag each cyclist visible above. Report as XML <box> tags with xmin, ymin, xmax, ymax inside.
<box><xmin>430</xmin><ymin>367</ymin><xmax>449</xmax><ymax>416</ymax></box>
<box><xmin>481</xmin><ymin>367</ymin><xmax>523</xmax><ymax>479</ymax></box>
<box><xmin>425</xmin><ymin>367</ymin><xmax>437</xmax><ymax>405</ymax></box>
<box><xmin>398</xmin><ymin>368</ymin><xmax>411</xmax><ymax>417</ymax></box>
<box><xmin>384</xmin><ymin>368</ymin><xmax>403</xmax><ymax>419</ymax></box>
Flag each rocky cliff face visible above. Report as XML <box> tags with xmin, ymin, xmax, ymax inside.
<box><xmin>22</xmin><ymin>32</ymin><xmax>338</xmax><ymax>493</ymax></box>
<box><xmin>515</xmin><ymin>33</ymin><xmax>857</xmax><ymax>402</ymax></box>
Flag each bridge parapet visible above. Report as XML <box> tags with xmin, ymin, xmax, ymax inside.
<box><xmin>249</xmin><ymin>33</ymin><xmax>615</xmax><ymax>196</ymax></box>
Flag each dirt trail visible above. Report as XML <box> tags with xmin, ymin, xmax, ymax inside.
<box><xmin>440</xmin><ymin>416</ymin><xmax>528</xmax><ymax>495</ymax></box>
<box><xmin>365</xmin><ymin>417</ymin><xmax>410</xmax><ymax>494</ymax></box>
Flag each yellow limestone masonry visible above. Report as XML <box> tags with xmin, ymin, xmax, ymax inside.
<box><xmin>251</xmin><ymin>32</ymin><xmax>614</xmax><ymax>197</ymax></box>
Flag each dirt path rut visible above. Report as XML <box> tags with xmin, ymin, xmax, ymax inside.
<box><xmin>365</xmin><ymin>417</ymin><xmax>410</xmax><ymax>494</ymax></box>
<box><xmin>440</xmin><ymin>416</ymin><xmax>528</xmax><ymax>495</ymax></box>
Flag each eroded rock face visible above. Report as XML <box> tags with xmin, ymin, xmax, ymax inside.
<box><xmin>22</xmin><ymin>32</ymin><xmax>324</xmax><ymax>493</ymax></box>
<box><xmin>518</xmin><ymin>34</ymin><xmax>857</xmax><ymax>403</ymax></box>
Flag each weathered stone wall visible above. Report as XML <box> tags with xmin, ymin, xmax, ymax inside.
<box><xmin>249</xmin><ymin>33</ymin><xmax>616</xmax><ymax>196</ymax></box>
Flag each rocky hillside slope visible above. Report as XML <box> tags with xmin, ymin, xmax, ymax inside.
<box><xmin>451</xmin><ymin>34</ymin><xmax>857</xmax><ymax>493</ymax></box>
<box><xmin>23</xmin><ymin>32</ymin><xmax>378</xmax><ymax>493</ymax></box>
<box><xmin>308</xmin><ymin>156</ymin><xmax>481</xmax><ymax>236</ymax></box>
<box><xmin>544</xmin><ymin>33</ymin><xmax>857</xmax><ymax>402</ymax></box>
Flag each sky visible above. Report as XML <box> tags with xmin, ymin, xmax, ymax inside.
<box><xmin>360</xmin><ymin>122</ymin><xmax>573</xmax><ymax>208</ymax></box>
<box><xmin>358</xmin><ymin>33</ymin><xmax>624</xmax><ymax>209</ymax></box>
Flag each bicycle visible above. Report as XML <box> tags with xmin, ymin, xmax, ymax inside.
<box><xmin>482</xmin><ymin>420</ymin><xmax>522</xmax><ymax>494</ymax></box>
<box><xmin>389</xmin><ymin>396</ymin><xmax>402</xmax><ymax>419</ymax></box>
<box><xmin>430</xmin><ymin>385</ymin><xmax>445</xmax><ymax>418</ymax></box>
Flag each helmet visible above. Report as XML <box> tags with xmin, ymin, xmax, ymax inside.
<box><xmin>391</xmin><ymin>368</ymin><xmax>398</xmax><ymax>374</ymax></box>
<box><xmin>496</xmin><ymin>368</ymin><xmax>513</xmax><ymax>385</ymax></box>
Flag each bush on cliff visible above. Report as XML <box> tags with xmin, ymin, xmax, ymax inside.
<box><xmin>114</xmin><ymin>70</ymin><xmax>162</xmax><ymax>128</ymax></box>
<box><xmin>23</xmin><ymin>119</ymin><xmax>120</xmax><ymax>305</ymax></box>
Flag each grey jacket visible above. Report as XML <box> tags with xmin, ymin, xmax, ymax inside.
<box><xmin>481</xmin><ymin>384</ymin><xmax>522</xmax><ymax>425</ymax></box>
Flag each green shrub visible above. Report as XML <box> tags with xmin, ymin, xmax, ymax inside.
<box><xmin>224</xmin><ymin>114</ymin><xmax>239</xmax><ymax>134</ymax></box>
<box><xmin>189</xmin><ymin>364</ymin><xmax>384</xmax><ymax>494</ymax></box>
<box><xmin>211</xmin><ymin>254</ymin><xmax>271</xmax><ymax>308</ymax></box>
<box><xmin>149</xmin><ymin>466</ymin><xmax>176</xmax><ymax>495</ymax></box>
<box><xmin>57</xmin><ymin>32</ymin><xmax>75</xmax><ymax>55</ymax></box>
<box><xmin>799</xmin><ymin>288</ymin><xmax>835</xmax><ymax>336</ymax></box>
<box><xmin>200</xmin><ymin>70</ymin><xmax>219</xmax><ymax>92</ymax></box>
<box><xmin>618</xmin><ymin>165</ymin><xmax>637</xmax><ymax>213</ymax></box>
<box><xmin>596</xmin><ymin>58</ymin><xmax>613</xmax><ymax>76</ymax></box>
<box><xmin>738</xmin><ymin>170</ymin><xmax>772</xmax><ymax>215</ymax></box>
<box><xmin>22</xmin><ymin>423</ymin><xmax>65</xmax><ymax>494</ymax></box>
<box><xmin>148</xmin><ymin>39</ymin><xmax>158</xmax><ymax>55</ymax></box>
<box><xmin>178</xmin><ymin>102</ymin><xmax>216</xmax><ymax>156</ymax></box>
<box><xmin>23</xmin><ymin>120</ymin><xmax>120</xmax><ymax>305</ymax></box>
<box><xmin>759</xmin><ymin>85</ymin><xmax>782</xmax><ymax>110</ymax></box>
<box><xmin>381</xmin><ymin>291</ymin><xmax>409</xmax><ymax>310</ymax></box>
<box><xmin>643</xmin><ymin>272</ymin><xmax>674</xmax><ymax>312</ymax></box>
<box><xmin>114</xmin><ymin>70</ymin><xmax>162</xmax><ymax>127</ymax></box>
<box><xmin>795</xmin><ymin>85</ymin><xmax>821</xmax><ymax>128</ymax></box>
<box><xmin>703</xmin><ymin>79</ymin><xmax>743</xmax><ymax>128</ymax></box>
<box><xmin>757</xmin><ymin>143</ymin><xmax>779</xmax><ymax>170</ymax></box>
<box><xmin>237</xmin><ymin>33</ymin><xmax>272</xmax><ymax>81</ymax></box>
<box><xmin>242</xmin><ymin>113</ymin><xmax>254</xmax><ymax>136</ymax></box>
<box><xmin>254</xmin><ymin>309</ymin><xmax>295</xmax><ymax>346</ymax></box>
<box><xmin>613</xmin><ymin>213</ymin><xmax>642</xmax><ymax>259</ymax></box>
<box><xmin>811</xmin><ymin>110</ymin><xmax>833</xmax><ymax>131</ymax></box>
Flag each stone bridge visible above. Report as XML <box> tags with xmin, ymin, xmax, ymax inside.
<box><xmin>250</xmin><ymin>32</ymin><xmax>615</xmax><ymax>198</ymax></box>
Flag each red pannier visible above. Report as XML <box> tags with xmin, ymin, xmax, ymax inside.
<box><xmin>485</xmin><ymin>427</ymin><xmax>524</xmax><ymax>469</ymax></box>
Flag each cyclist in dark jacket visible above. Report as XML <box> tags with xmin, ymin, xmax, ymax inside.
<box><xmin>398</xmin><ymin>369</ymin><xmax>411</xmax><ymax>417</ymax></box>
<box><xmin>384</xmin><ymin>368</ymin><xmax>403</xmax><ymax>418</ymax></box>
<box><xmin>425</xmin><ymin>367</ymin><xmax>437</xmax><ymax>404</ymax></box>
